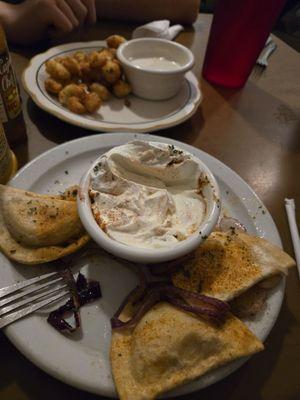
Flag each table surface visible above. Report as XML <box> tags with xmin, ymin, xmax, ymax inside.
<box><xmin>1</xmin><ymin>13</ymin><xmax>300</xmax><ymax>400</ymax></box>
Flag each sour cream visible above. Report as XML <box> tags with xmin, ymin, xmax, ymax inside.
<box><xmin>89</xmin><ymin>141</ymin><xmax>208</xmax><ymax>249</ymax></box>
<box><xmin>129</xmin><ymin>56</ymin><xmax>180</xmax><ymax>71</ymax></box>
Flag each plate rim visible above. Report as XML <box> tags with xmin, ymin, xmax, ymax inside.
<box><xmin>4</xmin><ymin>133</ymin><xmax>285</xmax><ymax>397</ymax></box>
<box><xmin>21</xmin><ymin>41</ymin><xmax>202</xmax><ymax>132</ymax></box>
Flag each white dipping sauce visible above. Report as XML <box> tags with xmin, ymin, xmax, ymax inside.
<box><xmin>129</xmin><ymin>56</ymin><xmax>180</xmax><ymax>71</ymax></box>
<box><xmin>89</xmin><ymin>141</ymin><xmax>208</xmax><ymax>250</ymax></box>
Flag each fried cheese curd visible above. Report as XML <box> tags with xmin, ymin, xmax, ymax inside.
<box><xmin>44</xmin><ymin>35</ymin><xmax>131</xmax><ymax>115</ymax></box>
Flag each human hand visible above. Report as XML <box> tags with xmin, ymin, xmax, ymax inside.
<box><xmin>0</xmin><ymin>0</ymin><xmax>97</xmax><ymax>45</ymax></box>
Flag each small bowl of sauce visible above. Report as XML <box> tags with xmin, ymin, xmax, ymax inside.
<box><xmin>78</xmin><ymin>140</ymin><xmax>220</xmax><ymax>264</ymax></box>
<box><xmin>117</xmin><ymin>38</ymin><xmax>194</xmax><ymax>100</ymax></box>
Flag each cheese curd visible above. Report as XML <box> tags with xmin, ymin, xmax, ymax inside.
<box><xmin>89</xmin><ymin>141</ymin><xmax>208</xmax><ymax>249</ymax></box>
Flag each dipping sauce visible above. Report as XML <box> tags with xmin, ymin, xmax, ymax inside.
<box><xmin>128</xmin><ymin>56</ymin><xmax>180</xmax><ymax>71</ymax></box>
<box><xmin>89</xmin><ymin>141</ymin><xmax>209</xmax><ymax>250</ymax></box>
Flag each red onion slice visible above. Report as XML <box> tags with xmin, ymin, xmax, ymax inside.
<box><xmin>111</xmin><ymin>289</ymin><xmax>161</xmax><ymax>330</ymax></box>
<box><xmin>60</xmin><ymin>268</ymin><xmax>81</xmax><ymax>329</ymax></box>
<box><xmin>169</xmin><ymin>285</ymin><xmax>230</xmax><ymax>312</ymax></box>
<box><xmin>47</xmin><ymin>271</ymin><xmax>102</xmax><ymax>334</ymax></box>
<box><xmin>166</xmin><ymin>296</ymin><xmax>226</xmax><ymax>324</ymax></box>
<box><xmin>111</xmin><ymin>282</ymin><xmax>229</xmax><ymax>331</ymax></box>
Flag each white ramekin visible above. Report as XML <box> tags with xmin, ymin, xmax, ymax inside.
<box><xmin>77</xmin><ymin>141</ymin><xmax>220</xmax><ymax>264</ymax></box>
<box><xmin>117</xmin><ymin>38</ymin><xmax>195</xmax><ymax>101</ymax></box>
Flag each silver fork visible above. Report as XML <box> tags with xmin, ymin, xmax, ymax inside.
<box><xmin>253</xmin><ymin>40</ymin><xmax>277</xmax><ymax>76</ymax></box>
<box><xmin>0</xmin><ymin>272</ymin><xmax>70</xmax><ymax>329</ymax></box>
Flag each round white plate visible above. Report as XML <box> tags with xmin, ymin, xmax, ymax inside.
<box><xmin>2</xmin><ymin>133</ymin><xmax>284</xmax><ymax>398</ymax></box>
<box><xmin>22</xmin><ymin>41</ymin><xmax>202</xmax><ymax>132</ymax></box>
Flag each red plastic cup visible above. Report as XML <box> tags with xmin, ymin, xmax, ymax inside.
<box><xmin>202</xmin><ymin>0</ymin><xmax>287</xmax><ymax>88</ymax></box>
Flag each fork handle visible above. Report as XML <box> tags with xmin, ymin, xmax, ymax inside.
<box><xmin>258</xmin><ymin>42</ymin><xmax>277</xmax><ymax>66</ymax></box>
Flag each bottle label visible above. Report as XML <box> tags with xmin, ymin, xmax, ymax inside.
<box><xmin>0</xmin><ymin>92</ymin><xmax>7</xmax><ymax>121</ymax></box>
<box><xmin>0</xmin><ymin>50</ymin><xmax>21</xmax><ymax>122</ymax></box>
<box><xmin>0</xmin><ymin>125</ymin><xmax>12</xmax><ymax>182</ymax></box>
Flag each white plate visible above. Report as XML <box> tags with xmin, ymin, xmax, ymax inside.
<box><xmin>2</xmin><ymin>133</ymin><xmax>284</xmax><ymax>398</ymax></box>
<box><xmin>22</xmin><ymin>41</ymin><xmax>202</xmax><ymax>132</ymax></box>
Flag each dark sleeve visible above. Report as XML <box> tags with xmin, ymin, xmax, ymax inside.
<box><xmin>1</xmin><ymin>0</ymin><xmax>24</xmax><ymax>3</ymax></box>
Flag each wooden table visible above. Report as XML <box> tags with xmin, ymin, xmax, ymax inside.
<box><xmin>1</xmin><ymin>14</ymin><xmax>300</xmax><ymax>400</ymax></box>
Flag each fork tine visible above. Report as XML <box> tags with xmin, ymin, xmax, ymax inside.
<box><xmin>0</xmin><ymin>283</ymin><xmax>68</xmax><ymax>316</ymax></box>
<box><xmin>0</xmin><ymin>290</ymin><xmax>69</xmax><ymax>329</ymax></box>
<box><xmin>0</xmin><ymin>276</ymin><xmax>63</xmax><ymax>308</ymax></box>
<box><xmin>0</xmin><ymin>272</ymin><xmax>59</xmax><ymax>298</ymax></box>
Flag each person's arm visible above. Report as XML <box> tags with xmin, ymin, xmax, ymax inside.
<box><xmin>96</xmin><ymin>0</ymin><xmax>200</xmax><ymax>25</ymax></box>
<box><xmin>0</xmin><ymin>0</ymin><xmax>97</xmax><ymax>45</ymax></box>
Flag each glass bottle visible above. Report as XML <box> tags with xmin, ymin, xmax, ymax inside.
<box><xmin>0</xmin><ymin>122</ymin><xmax>17</xmax><ymax>184</ymax></box>
<box><xmin>0</xmin><ymin>24</ymin><xmax>27</xmax><ymax>146</ymax></box>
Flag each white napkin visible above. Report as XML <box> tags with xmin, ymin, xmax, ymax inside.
<box><xmin>132</xmin><ymin>20</ymin><xmax>184</xmax><ymax>41</ymax></box>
